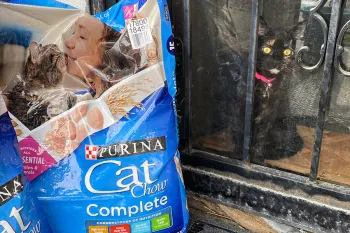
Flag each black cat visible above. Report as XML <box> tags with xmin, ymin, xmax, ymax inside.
<box><xmin>251</xmin><ymin>17</ymin><xmax>307</xmax><ymax>162</ymax></box>
<box><xmin>7</xmin><ymin>42</ymin><xmax>74</xmax><ymax>130</ymax></box>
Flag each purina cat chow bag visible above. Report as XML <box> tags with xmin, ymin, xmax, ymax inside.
<box><xmin>0</xmin><ymin>0</ymin><xmax>189</xmax><ymax>232</ymax></box>
<box><xmin>0</xmin><ymin>96</ymin><xmax>52</xmax><ymax>233</ymax></box>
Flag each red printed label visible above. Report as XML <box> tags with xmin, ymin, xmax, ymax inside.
<box><xmin>110</xmin><ymin>224</ymin><xmax>131</xmax><ymax>233</ymax></box>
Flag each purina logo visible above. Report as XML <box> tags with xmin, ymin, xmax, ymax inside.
<box><xmin>85</xmin><ymin>136</ymin><xmax>166</xmax><ymax>160</ymax></box>
<box><xmin>0</xmin><ymin>175</ymin><xmax>24</xmax><ymax>206</ymax></box>
<box><xmin>85</xmin><ymin>145</ymin><xmax>98</xmax><ymax>160</ymax></box>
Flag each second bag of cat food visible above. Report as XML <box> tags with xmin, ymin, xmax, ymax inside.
<box><xmin>0</xmin><ymin>0</ymin><xmax>189</xmax><ymax>232</ymax></box>
<box><xmin>0</xmin><ymin>96</ymin><xmax>52</xmax><ymax>233</ymax></box>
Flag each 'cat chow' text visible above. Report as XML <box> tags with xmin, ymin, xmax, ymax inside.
<box><xmin>85</xmin><ymin>160</ymin><xmax>158</xmax><ymax>194</ymax></box>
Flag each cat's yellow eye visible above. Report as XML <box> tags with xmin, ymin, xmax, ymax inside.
<box><xmin>263</xmin><ymin>47</ymin><xmax>272</xmax><ymax>54</ymax></box>
<box><xmin>283</xmin><ymin>49</ymin><xmax>292</xmax><ymax>56</ymax></box>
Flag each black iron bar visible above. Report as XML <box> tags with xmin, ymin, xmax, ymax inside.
<box><xmin>90</xmin><ymin>0</ymin><xmax>106</xmax><ymax>14</ymax></box>
<box><xmin>243</xmin><ymin>0</ymin><xmax>260</xmax><ymax>163</ymax></box>
<box><xmin>105</xmin><ymin>0</ymin><xmax>117</xmax><ymax>9</ymax></box>
<box><xmin>183</xmin><ymin>0</ymin><xmax>192</xmax><ymax>154</ymax></box>
<box><xmin>310</xmin><ymin>0</ymin><xmax>343</xmax><ymax>180</ymax></box>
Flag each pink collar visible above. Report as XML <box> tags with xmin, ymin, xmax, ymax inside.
<box><xmin>256</xmin><ymin>72</ymin><xmax>275</xmax><ymax>83</ymax></box>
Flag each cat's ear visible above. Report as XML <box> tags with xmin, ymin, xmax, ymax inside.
<box><xmin>258</xmin><ymin>16</ymin><xmax>269</xmax><ymax>36</ymax></box>
<box><xmin>292</xmin><ymin>21</ymin><xmax>307</xmax><ymax>40</ymax></box>
<box><xmin>29</xmin><ymin>42</ymin><xmax>39</xmax><ymax>64</ymax></box>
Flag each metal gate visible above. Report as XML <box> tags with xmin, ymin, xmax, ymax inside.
<box><xmin>170</xmin><ymin>0</ymin><xmax>350</xmax><ymax>232</ymax></box>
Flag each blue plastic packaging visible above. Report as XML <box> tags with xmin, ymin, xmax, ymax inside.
<box><xmin>0</xmin><ymin>0</ymin><xmax>188</xmax><ymax>232</ymax></box>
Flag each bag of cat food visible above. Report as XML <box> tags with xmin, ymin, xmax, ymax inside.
<box><xmin>0</xmin><ymin>0</ymin><xmax>189</xmax><ymax>232</ymax></box>
<box><xmin>0</xmin><ymin>96</ymin><xmax>52</xmax><ymax>233</ymax></box>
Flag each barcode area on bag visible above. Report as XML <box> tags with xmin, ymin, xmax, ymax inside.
<box><xmin>127</xmin><ymin>17</ymin><xmax>153</xmax><ymax>49</ymax></box>
<box><xmin>130</xmin><ymin>30</ymin><xmax>153</xmax><ymax>49</ymax></box>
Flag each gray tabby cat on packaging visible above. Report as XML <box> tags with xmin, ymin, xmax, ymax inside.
<box><xmin>7</xmin><ymin>42</ymin><xmax>75</xmax><ymax>130</ymax></box>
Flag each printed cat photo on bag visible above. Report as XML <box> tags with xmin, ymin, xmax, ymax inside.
<box><xmin>1</xmin><ymin>13</ymin><xmax>158</xmax><ymax>130</ymax></box>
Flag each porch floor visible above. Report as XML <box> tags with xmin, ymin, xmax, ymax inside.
<box><xmin>187</xmin><ymin>195</ymin><xmax>308</xmax><ymax>233</ymax></box>
<box><xmin>193</xmin><ymin>125</ymin><xmax>350</xmax><ymax>186</ymax></box>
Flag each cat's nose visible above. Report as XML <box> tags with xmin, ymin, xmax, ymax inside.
<box><xmin>270</xmin><ymin>68</ymin><xmax>281</xmax><ymax>74</ymax></box>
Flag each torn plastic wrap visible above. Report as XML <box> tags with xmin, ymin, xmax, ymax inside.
<box><xmin>0</xmin><ymin>0</ymin><xmax>189</xmax><ymax>232</ymax></box>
